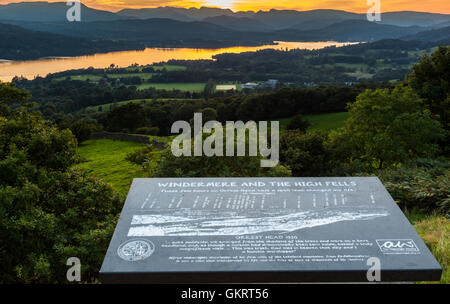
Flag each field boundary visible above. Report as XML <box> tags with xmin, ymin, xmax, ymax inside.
<box><xmin>90</xmin><ymin>131</ymin><xmax>168</xmax><ymax>149</ymax></box>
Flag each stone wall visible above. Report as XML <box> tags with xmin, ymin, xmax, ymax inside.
<box><xmin>90</xmin><ymin>131</ymin><xmax>168</xmax><ymax>149</ymax></box>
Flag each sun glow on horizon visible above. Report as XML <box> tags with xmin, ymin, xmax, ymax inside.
<box><xmin>0</xmin><ymin>0</ymin><xmax>449</xmax><ymax>14</ymax></box>
<box><xmin>203</xmin><ymin>0</ymin><xmax>235</xmax><ymax>10</ymax></box>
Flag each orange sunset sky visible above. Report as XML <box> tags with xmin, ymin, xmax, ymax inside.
<box><xmin>0</xmin><ymin>0</ymin><xmax>449</xmax><ymax>14</ymax></box>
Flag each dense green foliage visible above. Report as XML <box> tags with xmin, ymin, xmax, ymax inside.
<box><xmin>155</xmin><ymin>147</ymin><xmax>291</xmax><ymax>178</ymax></box>
<box><xmin>0</xmin><ymin>111</ymin><xmax>122</xmax><ymax>283</ymax></box>
<box><xmin>0</xmin><ymin>84</ymin><xmax>122</xmax><ymax>283</ymax></box>
<box><xmin>378</xmin><ymin>159</ymin><xmax>450</xmax><ymax>214</ymax></box>
<box><xmin>328</xmin><ymin>86</ymin><xmax>444</xmax><ymax>170</ymax></box>
<box><xmin>125</xmin><ymin>145</ymin><xmax>154</xmax><ymax>167</ymax></box>
<box><xmin>285</xmin><ymin>114</ymin><xmax>311</xmax><ymax>132</ymax></box>
<box><xmin>408</xmin><ymin>46</ymin><xmax>450</xmax><ymax>131</ymax></box>
<box><xmin>105</xmin><ymin>103</ymin><xmax>149</xmax><ymax>133</ymax></box>
<box><xmin>280</xmin><ymin>130</ymin><xmax>330</xmax><ymax>176</ymax></box>
<box><xmin>68</xmin><ymin>121</ymin><xmax>101</xmax><ymax>143</ymax></box>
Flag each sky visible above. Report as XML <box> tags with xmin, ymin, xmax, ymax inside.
<box><xmin>1</xmin><ymin>0</ymin><xmax>449</xmax><ymax>14</ymax></box>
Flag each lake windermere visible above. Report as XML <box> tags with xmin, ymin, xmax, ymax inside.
<box><xmin>0</xmin><ymin>41</ymin><xmax>355</xmax><ymax>82</ymax></box>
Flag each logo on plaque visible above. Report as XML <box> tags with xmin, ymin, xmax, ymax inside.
<box><xmin>118</xmin><ymin>239</ymin><xmax>155</xmax><ymax>261</ymax></box>
<box><xmin>376</xmin><ymin>239</ymin><xmax>420</xmax><ymax>254</ymax></box>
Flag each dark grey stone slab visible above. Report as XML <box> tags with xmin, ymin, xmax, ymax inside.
<box><xmin>100</xmin><ymin>177</ymin><xmax>442</xmax><ymax>283</ymax></box>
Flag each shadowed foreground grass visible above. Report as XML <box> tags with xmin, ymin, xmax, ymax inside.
<box><xmin>411</xmin><ymin>215</ymin><xmax>449</xmax><ymax>284</ymax></box>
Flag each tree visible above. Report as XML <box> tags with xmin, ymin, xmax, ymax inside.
<box><xmin>280</xmin><ymin>130</ymin><xmax>330</xmax><ymax>176</ymax></box>
<box><xmin>200</xmin><ymin>107</ymin><xmax>218</xmax><ymax>122</ymax></box>
<box><xmin>69</xmin><ymin>121</ymin><xmax>100</xmax><ymax>143</ymax></box>
<box><xmin>285</xmin><ymin>114</ymin><xmax>311</xmax><ymax>132</ymax></box>
<box><xmin>0</xmin><ymin>82</ymin><xmax>31</xmax><ymax>114</ymax></box>
<box><xmin>203</xmin><ymin>79</ymin><xmax>216</xmax><ymax>100</ymax></box>
<box><xmin>155</xmin><ymin>147</ymin><xmax>291</xmax><ymax>178</ymax></box>
<box><xmin>328</xmin><ymin>86</ymin><xmax>445</xmax><ymax>170</ymax></box>
<box><xmin>407</xmin><ymin>46</ymin><xmax>449</xmax><ymax>131</ymax></box>
<box><xmin>105</xmin><ymin>103</ymin><xmax>148</xmax><ymax>133</ymax></box>
<box><xmin>154</xmin><ymin>132</ymin><xmax>290</xmax><ymax>178</ymax></box>
<box><xmin>0</xmin><ymin>87</ymin><xmax>122</xmax><ymax>283</ymax></box>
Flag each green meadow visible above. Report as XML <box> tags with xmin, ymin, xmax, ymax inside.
<box><xmin>75</xmin><ymin>136</ymin><xmax>170</xmax><ymax>196</ymax></box>
<box><xmin>76</xmin><ymin>139</ymin><xmax>146</xmax><ymax>196</ymax></box>
<box><xmin>134</xmin><ymin>82</ymin><xmax>205</xmax><ymax>92</ymax></box>
<box><xmin>53</xmin><ymin>65</ymin><xmax>186</xmax><ymax>81</ymax></box>
<box><xmin>280</xmin><ymin>112</ymin><xmax>349</xmax><ymax>131</ymax></box>
<box><xmin>75</xmin><ymin>112</ymin><xmax>349</xmax><ymax>194</ymax></box>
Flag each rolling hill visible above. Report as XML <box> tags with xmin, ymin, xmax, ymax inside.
<box><xmin>202</xmin><ymin>15</ymin><xmax>274</xmax><ymax>32</ymax></box>
<box><xmin>0</xmin><ymin>1</ymin><xmax>127</xmax><ymax>22</ymax></box>
<box><xmin>0</xmin><ymin>2</ymin><xmax>449</xmax><ymax>60</ymax></box>
<box><xmin>402</xmin><ymin>26</ymin><xmax>450</xmax><ymax>43</ymax></box>
<box><xmin>1</xmin><ymin>2</ymin><xmax>449</xmax><ymax>30</ymax></box>
<box><xmin>0</xmin><ymin>23</ymin><xmax>143</xmax><ymax>60</ymax></box>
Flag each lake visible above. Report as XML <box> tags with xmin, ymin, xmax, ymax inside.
<box><xmin>0</xmin><ymin>41</ymin><xmax>355</xmax><ymax>82</ymax></box>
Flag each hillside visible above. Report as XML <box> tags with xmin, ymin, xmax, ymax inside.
<box><xmin>0</xmin><ymin>23</ymin><xmax>143</xmax><ymax>60</ymax></box>
<box><xmin>2</xmin><ymin>18</ymin><xmax>430</xmax><ymax>45</ymax></box>
<box><xmin>1</xmin><ymin>2</ymin><xmax>449</xmax><ymax>31</ymax></box>
<box><xmin>0</xmin><ymin>1</ymin><xmax>127</xmax><ymax>22</ymax></box>
<box><xmin>308</xmin><ymin>20</ymin><xmax>425</xmax><ymax>41</ymax></box>
<box><xmin>402</xmin><ymin>26</ymin><xmax>450</xmax><ymax>43</ymax></box>
<box><xmin>202</xmin><ymin>15</ymin><xmax>274</xmax><ymax>32</ymax></box>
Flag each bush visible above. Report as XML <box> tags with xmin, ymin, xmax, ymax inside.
<box><xmin>377</xmin><ymin>159</ymin><xmax>450</xmax><ymax>214</ymax></box>
<box><xmin>70</xmin><ymin>121</ymin><xmax>101</xmax><ymax>143</ymax></box>
<box><xmin>0</xmin><ymin>110</ymin><xmax>77</xmax><ymax>171</ymax></box>
<box><xmin>328</xmin><ymin>86</ymin><xmax>445</xmax><ymax>170</ymax></box>
<box><xmin>156</xmin><ymin>142</ymin><xmax>291</xmax><ymax>178</ymax></box>
<box><xmin>125</xmin><ymin>145</ymin><xmax>154</xmax><ymax>166</ymax></box>
<box><xmin>0</xmin><ymin>110</ymin><xmax>122</xmax><ymax>283</ymax></box>
<box><xmin>280</xmin><ymin>130</ymin><xmax>330</xmax><ymax>176</ymax></box>
<box><xmin>105</xmin><ymin>103</ymin><xmax>148</xmax><ymax>132</ymax></box>
<box><xmin>285</xmin><ymin>114</ymin><xmax>311</xmax><ymax>132</ymax></box>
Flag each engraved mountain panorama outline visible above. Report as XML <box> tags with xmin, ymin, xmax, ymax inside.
<box><xmin>127</xmin><ymin>190</ymin><xmax>390</xmax><ymax>236</ymax></box>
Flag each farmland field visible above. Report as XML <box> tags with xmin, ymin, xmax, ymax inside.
<box><xmin>134</xmin><ymin>82</ymin><xmax>205</xmax><ymax>92</ymax></box>
<box><xmin>216</xmin><ymin>84</ymin><xmax>237</xmax><ymax>91</ymax></box>
<box><xmin>75</xmin><ymin>139</ymin><xmax>145</xmax><ymax>196</ymax></box>
<box><xmin>75</xmin><ymin>137</ymin><xmax>169</xmax><ymax>195</ymax></box>
<box><xmin>53</xmin><ymin>65</ymin><xmax>186</xmax><ymax>81</ymax></box>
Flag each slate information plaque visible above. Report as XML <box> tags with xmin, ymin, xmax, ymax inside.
<box><xmin>100</xmin><ymin>177</ymin><xmax>442</xmax><ymax>283</ymax></box>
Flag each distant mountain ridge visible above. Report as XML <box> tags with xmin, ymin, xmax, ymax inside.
<box><xmin>402</xmin><ymin>26</ymin><xmax>450</xmax><ymax>43</ymax></box>
<box><xmin>0</xmin><ymin>22</ymin><xmax>143</xmax><ymax>60</ymax></box>
<box><xmin>1</xmin><ymin>2</ymin><xmax>450</xmax><ymax>30</ymax></box>
<box><xmin>0</xmin><ymin>1</ymin><xmax>449</xmax><ymax>60</ymax></box>
<box><xmin>0</xmin><ymin>1</ymin><xmax>129</xmax><ymax>22</ymax></box>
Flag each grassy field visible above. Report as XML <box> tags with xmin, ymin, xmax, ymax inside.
<box><xmin>410</xmin><ymin>214</ymin><xmax>449</xmax><ymax>284</ymax></box>
<box><xmin>54</xmin><ymin>65</ymin><xmax>186</xmax><ymax>81</ymax></box>
<box><xmin>54</xmin><ymin>73</ymin><xmax>154</xmax><ymax>81</ymax></box>
<box><xmin>151</xmin><ymin>65</ymin><xmax>186</xmax><ymax>71</ymax></box>
<box><xmin>75</xmin><ymin>137</ymin><xmax>170</xmax><ymax>195</ymax></box>
<box><xmin>134</xmin><ymin>82</ymin><xmax>205</xmax><ymax>92</ymax></box>
<box><xmin>76</xmin><ymin>139</ymin><xmax>146</xmax><ymax>196</ymax></box>
<box><xmin>280</xmin><ymin>112</ymin><xmax>350</xmax><ymax>132</ymax></box>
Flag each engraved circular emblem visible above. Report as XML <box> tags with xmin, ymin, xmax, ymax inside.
<box><xmin>117</xmin><ymin>239</ymin><xmax>154</xmax><ymax>261</ymax></box>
